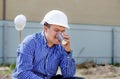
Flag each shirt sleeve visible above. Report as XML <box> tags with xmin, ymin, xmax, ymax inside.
<box><xmin>60</xmin><ymin>49</ymin><xmax>76</xmax><ymax>77</ymax></box>
<box><xmin>15</xmin><ymin>36</ymin><xmax>44</xmax><ymax>79</ymax></box>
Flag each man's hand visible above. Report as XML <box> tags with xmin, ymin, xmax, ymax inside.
<box><xmin>62</xmin><ymin>33</ymin><xmax>71</xmax><ymax>53</ymax></box>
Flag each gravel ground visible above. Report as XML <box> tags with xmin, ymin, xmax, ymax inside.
<box><xmin>75</xmin><ymin>65</ymin><xmax>120</xmax><ymax>79</ymax></box>
<box><xmin>0</xmin><ymin>65</ymin><xmax>120</xmax><ymax>79</ymax></box>
<box><xmin>0</xmin><ymin>74</ymin><xmax>11</xmax><ymax>79</ymax></box>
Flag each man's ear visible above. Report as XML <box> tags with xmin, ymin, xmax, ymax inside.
<box><xmin>44</xmin><ymin>26</ymin><xmax>48</xmax><ymax>32</ymax></box>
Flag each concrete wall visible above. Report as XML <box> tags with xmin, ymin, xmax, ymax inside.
<box><xmin>0</xmin><ymin>23</ymin><xmax>3</xmax><ymax>63</ymax></box>
<box><xmin>0</xmin><ymin>0</ymin><xmax>119</xmax><ymax>25</ymax></box>
<box><xmin>0</xmin><ymin>21</ymin><xmax>120</xmax><ymax>64</ymax></box>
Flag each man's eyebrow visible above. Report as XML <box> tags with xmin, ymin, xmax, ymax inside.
<box><xmin>54</xmin><ymin>28</ymin><xmax>59</xmax><ymax>30</ymax></box>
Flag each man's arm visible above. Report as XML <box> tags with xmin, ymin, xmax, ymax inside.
<box><xmin>16</xmin><ymin>51</ymin><xmax>44</xmax><ymax>79</ymax></box>
<box><xmin>60</xmin><ymin>51</ymin><xmax>76</xmax><ymax>77</ymax></box>
<box><xmin>13</xmin><ymin>36</ymin><xmax>44</xmax><ymax>79</ymax></box>
<box><xmin>59</xmin><ymin>33</ymin><xmax>76</xmax><ymax>77</ymax></box>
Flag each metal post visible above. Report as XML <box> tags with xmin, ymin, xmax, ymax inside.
<box><xmin>19</xmin><ymin>31</ymin><xmax>22</xmax><ymax>43</ymax></box>
<box><xmin>111</xmin><ymin>28</ymin><xmax>115</xmax><ymax>65</ymax></box>
<box><xmin>3</xmin><ymin>0</ymin><xmax>6</xmax><ymax>20</ymax></box>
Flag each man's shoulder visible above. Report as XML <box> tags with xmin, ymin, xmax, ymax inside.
<box><xmin>22</xmin><ymin>32</ymin><xmax>42</xmax><ymax>43</ymax></box>
<box><xmin>26</xmin><ymin>32</ymin><xmax>42</xmax><ymax>39</ymax></box>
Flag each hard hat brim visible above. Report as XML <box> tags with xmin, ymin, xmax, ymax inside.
<box><xmin>40</xmin><ymin>21</ymin><xmax>70</xmax><ymax>29</ymax></box>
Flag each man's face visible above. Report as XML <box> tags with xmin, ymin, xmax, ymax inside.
<box><xmin>44</xmin><ymin>24</ymin><xmax>66</xmax><ymax>45</ymax></box>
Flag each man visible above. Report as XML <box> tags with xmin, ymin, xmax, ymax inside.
<box><xmin>12</xmin><ymin>10</ymin><xmax>84</xmax><ymax>79</ymax></box>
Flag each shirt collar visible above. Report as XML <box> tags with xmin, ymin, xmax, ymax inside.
<box><xmin>41</xmin><ymin>31</ymin><xmax>57</xmax><ymax>48</ymax></box>
<box><xmin>41</xmin><ymin>31</ymin><xmax>47</xmax><ymax>47</ymax></box>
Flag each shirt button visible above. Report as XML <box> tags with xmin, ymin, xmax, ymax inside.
<box><xmin>67</xmin><ymin>56</ymin><xmax>70</xmax><ymax>59</ymax></box>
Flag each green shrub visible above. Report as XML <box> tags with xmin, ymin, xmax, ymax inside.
<box><xmin>113</xmin><ymin>63</ymin><xmax>120</xmax><ymax>67</ymax></box>
<box><xmin>9</xmin><ymin>64</ymin><xmax>16</xmax><ymax>72</ymax></box>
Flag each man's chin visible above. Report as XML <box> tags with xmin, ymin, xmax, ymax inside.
<box><xmin>54</xmin><ymin>41</ymin><xmax>60</xmax><ymax>45</ymax></box>
<box><xmin>54</xmin><ymin>39</ymin><xmax>60</xmax><ymax>44</ymax></box>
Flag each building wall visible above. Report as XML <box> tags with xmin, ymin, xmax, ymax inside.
<box><xmin>0</xmin><ymin>22</ymin><xmax>3</xmax><ymax>63</ymax></box>
<box><xmin>3</xmin><ymin>0</ymin><xmax>120</xmax><ymax>26</ymax></box>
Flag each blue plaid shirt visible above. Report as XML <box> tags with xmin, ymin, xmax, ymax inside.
<box><xmin>12</xmin><ymin>31</ymin><xmax>76</xmax><ymax>79</ymax></box>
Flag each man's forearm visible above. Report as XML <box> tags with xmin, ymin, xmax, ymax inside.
<box><xmin>60</xmin><ymin>52</ymin><xmax>76</xmax><ymax>77</ymax></box>
<box><xmin>17</xmin><ymin>71</ymin><xmax>44</xmax><ymax>79</ymax></box>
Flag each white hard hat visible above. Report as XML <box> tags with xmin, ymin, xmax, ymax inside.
<box><xmin>14</xmin><ymin>14</ymin><xmax>26</xmax><ymax>31</ymax></box>
<box><xmin>41</xmin><ymin>10</ymin><xmax>69</xmax><ymax>28</ymax></box>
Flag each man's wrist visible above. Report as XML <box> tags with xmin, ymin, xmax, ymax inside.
<box><xmin>65</xmin><ymin>49</ymin><xmax>72</xmax><ymax>54</ymax></box>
